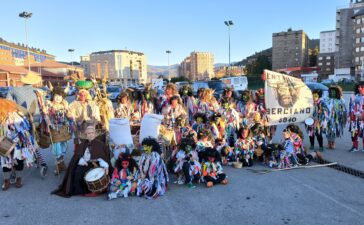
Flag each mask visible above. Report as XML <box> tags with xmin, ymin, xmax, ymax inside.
<box><xmin>143</xmin><ymin>145</ymin><xmax>153</xmax><ymax>154</ymax></box>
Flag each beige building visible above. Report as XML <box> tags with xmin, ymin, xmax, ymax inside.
<box><xmin>180</xmin><ymin>51</ymin><xmax>214</xmax><ymax>81</ymax></box>
<box><xmin>89</xmin><ymin>50</ymin><xmax>147</xmax><ymax>86</ymax></box>
<box><xmin>80</xmin><ymin>55</ymin><xmax>90</xmax><ymax>77</ymax></box>
<box><xmin>272</xmin><ymin>29</ymin><xmax>309</xmax><ymax>70</ymax></box>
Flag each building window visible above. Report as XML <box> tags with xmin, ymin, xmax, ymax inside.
<box><xmin>361</xmin><ymin>37</ymin><xmax>364</xmax><ymax>43</ymax></box>
<box><xmin>318</xmin><ymin>57</ymin><xmax>323</xmax><ymax>60</ymax></box>
<box><xmin>318</xmin><ymin>62</ymin><xmax>323</xmax><ymax>66</ymax></box>
<box><xmin>361</xmin><ymin>47</ymin><xmax>364</xmax><ymax>52</ymax></box>
<box><xmin>357</xmin><ymin>47</ymin><xmax>360</xmax><ymax>52</ymax></box>
<box><xmin>357</xmin><ymin>38</ymin><xmax>361</xmax><ymax>44</ymax></box>
<box><xmin>326</xmin><ymin>62</ymin><xmax>331</xmax><ymax>65</ymax></box>
<box><xmin>357</xmin><ymin>19</ymin><xmax>361</xmax><ymax>24</ymax></box>
<box><xmin>357</xmin><ymin>28</ymin><xmax>361</xmax><ymax>34</ymax></box>
<box><xmin>326</xmin><ymin>68</ymin><xmax>331</xmax><ymax>71</ymax></box>
<box><xmin>356</xmin><ymin>57</ymin><xmax>360</xmax><ymax>63</ymax></box>
<box><xmin>326</xmin><ymin>56</ymin><xmax>331</xmax><ymax>60</ymax></box>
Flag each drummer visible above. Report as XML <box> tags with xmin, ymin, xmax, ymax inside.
<box><xmin>52</xmin><ymin>125</ymin><xmax>111</xmax><ymax>197</ymax></box>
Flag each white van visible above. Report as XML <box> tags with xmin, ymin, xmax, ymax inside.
<box><xmin>220</xmin><ymin>76</ymin><xmax>248</xmax><ymax>92</ymax></box>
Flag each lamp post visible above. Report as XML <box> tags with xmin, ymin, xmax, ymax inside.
<box><xmin>68</xmin><ymin>49</ymin><xmax>75</xmax><ymax>67</ymax></box>
<box><xmin>224</xmin><ymin>20</ymin><xmax>234</xmax><ymax>75</ymax></box>
<box><xmin>166</xmin><ymin>50</ymin><xmax>171</xmax><ymax>82</ymax></box>
<box><xmin>19</xmin><ymin>11</ymin><xmax>33</xmax><ymax>72</ymax></box>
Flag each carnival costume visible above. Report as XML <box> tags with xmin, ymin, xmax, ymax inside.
<box><xmin>52</xmin><ymin>126</ymin><xmax>111</xmax><ymax>197</ymax></box>
<box><xmin>308</xmin><ymin>89</ymin><xmax>329</xmax><ymax>151</ymax></box>
<box><xmin>234</xmin><ymin>127</ymin><xmax>255</xmax><ymax>167</ymax></box>
<box><xmin>137</xmin><ymin>138</ymin><xmax>169</xmax><ymax>199</ymax></box>
<box><xmin>202</xmin><ymin>148</ymin><xmax>228</xmax><ymax>187</ymax></box>
<box><xmin>43</xmin><ymin>86</ymin><xmax>72</xmax><ymax>175</ymax></box>
<box><xmin>108</xmin><ymin>153</ymin><xmax>138</xmax><ymax>200</ymax></box>
<box><xmin>1</xmin><ymin>99</ymin><xmax>37</xmax><ymax>190</ymax></box>
<box><xmin>220</xmin><ymin>99</ymin><xmax>240</xmax><ymax>147</ymax></box>
<box><xmin>349</xmin><ymin>82</ymin><xmax>364</xmax><ymax>152</ymax></box>
<box><xmin>174</xmin><ymin>138</ymin><xmax>201</xmax><ymax>188</ymax></box>
<box><xmin>325</xmin><ymin>86</ymin><xmax>347</xmax><ymax>149</ymax></box>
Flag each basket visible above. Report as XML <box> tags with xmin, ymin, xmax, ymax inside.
<box><xmin>36</xmin><ymin>128</ymin><xmax>51</xmax><ymax>149</ymax></box>
<box><xmin>232</xmin><ymin>161</ymin><xmax>242</xmax><ymax>169</ymax></box>
<box><xmin>50</xmin><ymin>125</ymin><xmax>72</xmax><ymax>143</ymax></box>
<box><xmin>0</xmin><ymin>136</ymin><xmax>16</xmax><ymax>157</ymax></box>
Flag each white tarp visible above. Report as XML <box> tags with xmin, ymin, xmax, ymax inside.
<box><xmin>139</xmin><ymin>113</ymin><xmax>164</xmax><ymax>143</ymax></box>
<box><xmin>109</xmin><ymin>118</ymin><xmax>133</xmax><ymax>146</ymax></box>
<box><xmin>264</xmin><ymin>69</ymin><xmax>313</xmax><ymax>125</ymax></box>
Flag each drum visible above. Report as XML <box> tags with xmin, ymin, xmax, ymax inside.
<box><xmin>84</xmin><ymin>167</ymin><xmax>110</xmax><ymax>193</ymax></box>
<box><xmin>0</xmin><ymin>136</ymin><xmax>16</xmax><ymax>157</ymax></box>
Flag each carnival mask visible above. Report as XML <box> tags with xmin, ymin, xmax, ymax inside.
<box><xmin>223</xmin><ymin>102</ymin><xmax>230</xmax><ymax>110</ymax></box>
<box><xmin>145</xmin><ymin>93</ymin><xmax>151</xmax><ymax>100</ymax></box>
<box><xmin>143</xmin><ymin>145</ymin><xmax>153</xmax><ymax>154</ymax></box>
<box><xmin>329</xmin><ymin>89</ymin><xmax>335</xmax><ymax>99</ymax></box>
<box><xmin>196</xmin><ymin>117</ymin><xmax>203</xmax><ymax>124</ymax></box>
<box><xmin>242</xmin><ymin>93</ymin><xmax>250</xmax><ymax>103</ymax></box>
<box><xmin>121</xmin><ymin>161</ymin><xmax>129</xmax><ymax>169</ymax></box>
<box><xmin>183</xmin><ymin>89</ymin><xmax>188</xmax><ymax>96</ymax></box>
<box><xmin>241</xmin><ymin>129</ymin><xmax>249</xmax><ymax>139</ymax></box>
<box><xmin>185</xmin><ymin>145</ymin><xmax>192</xmax><ymax>153</ymax></box>
<box><xmin>313</xmin><ymin>93</ymin><xmax>319</xmax><ymax>101</ymax></box>
<box><xmin>359</xmin><ymin>85</ymin><xmax>364</xmax><ymax>95</ymax></box>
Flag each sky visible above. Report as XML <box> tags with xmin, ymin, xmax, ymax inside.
<box><xmin>0</xmin><ymin>0</ymin><xmax>348</xmax><ymax>66</ymax></box>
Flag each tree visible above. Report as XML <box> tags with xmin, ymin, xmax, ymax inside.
<box><xmin>309</xmin><ymin>47</ymin><xmax>319</xmax><ymax>67</ymax></box>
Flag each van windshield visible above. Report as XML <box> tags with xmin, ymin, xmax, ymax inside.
<box><xmin>208</xmin><ymin>82</ymin><xmax>225</xmax><ymax>90</ymax></box>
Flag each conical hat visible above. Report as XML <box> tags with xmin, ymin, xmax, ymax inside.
<box><xmin>21</xmin><ymin>71</ymin><xmax>42</xmax><ymax>85</ymax></box>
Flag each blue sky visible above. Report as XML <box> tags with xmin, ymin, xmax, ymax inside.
<box><xmin>0</xmin><ymin>0</ymin><xmax>347</xmax><ymax>65</ymax></box>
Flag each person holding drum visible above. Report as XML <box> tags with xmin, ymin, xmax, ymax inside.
<box><xmin>52</xmin><ymin>125</ymin><xmax>111</xmax><ymax>197</ymax></box>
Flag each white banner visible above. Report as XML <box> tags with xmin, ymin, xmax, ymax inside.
<box><xmin>264</xmin><ymin>70</ymin><xmax>313</xmax><ymax>125</ymax></box>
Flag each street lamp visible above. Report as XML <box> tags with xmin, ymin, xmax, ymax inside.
<box><xmin>68</xmin><ymin>49</ymin><xmax>75</xmax><ymax>67</ymax></box>
<box><xmin>224</xmin><ymin>20</ymin><xmax>234</xmax><ymax>73</ymax></box>
<box><xmin>166</xmin><ymin>50</ymin><xmax>171</xmax><ymax>81</ymax></box>
<box><xmin>19</xmin><ymin>11</ymin><xmax>33</xmax><ymax>72</ymax></box>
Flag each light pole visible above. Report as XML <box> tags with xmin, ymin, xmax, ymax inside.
<box><xmin>224</xmin><ymin>20</ymin><xmax>234</xmax><ymax>74</ymax></box>
<box><xmin>68</xmin><ymin>49</ymin><xmax>75</xmax><ymax>67</ymax></box>
<box><xmin>19</xmin><ymin>11</ymin><xmax>33</xmax><ymax>72</ymax></box>
<box><xmin>166</xmin><ymin>50</ymin><xmax>171</xmax><ymax>82</ymax></box>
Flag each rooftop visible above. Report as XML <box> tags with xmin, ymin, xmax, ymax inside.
<box><xmin>91</xmin><ymin>50</ymin><xmax>144</xmax><ymax>56</ymax></box>
<box><xmin>0</xmin><ymin>38</ymin><xmax>54</xmax><ymax>57</ymax></box>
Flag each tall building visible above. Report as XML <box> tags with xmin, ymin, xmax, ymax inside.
<box><xmin>0</xmin><ymin>38</ymin><xmax>54</xmax><ymax>66</ymax></box>
<box><xmin>80</xmin><ymin>55</ymin><xmax>90</xmax><ymax>77</ymax></box>
<box><xmin>352</xmin><ymin>7</ymin><xmax>364</xmax><ymax>77</ymax></box>
<box><xmin>318</xmin><ymin>31</ymin><xmax>336</xmax><ymax>78</ymax></box>
<box><xmin>179</xmin><ymin>56</ymin><xmax>191</xmax><ymax>80</ymax></box>
<box><xmin>89</xmin><ymin>50</ymin><xmax>147</xmax><ymax>86</ymax></box>
<box><xmin>180</xmin><ymin>52</ymin><xmax>214</xmax><ymax>81</ymax></box>
<box><xmin>272</xmin><ymin>29</ymin><xmax>309</xmax><ymax>70</ymax></box>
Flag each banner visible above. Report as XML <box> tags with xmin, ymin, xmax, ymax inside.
<box><xmin>264</xmin><ymin>70</ymin><xmax>313</xmax><ymax>125</ymax></box>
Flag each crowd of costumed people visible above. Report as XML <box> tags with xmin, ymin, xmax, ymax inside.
<box><xmin>1</xmin><ymin>71</ymin><xmax>358</xmax><ymax>200</ymax></box>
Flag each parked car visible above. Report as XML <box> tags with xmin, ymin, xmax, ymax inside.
<box><xmin>0</xmin><ymin>86</ymin><xmax>12</xmax><ymax>98</ymax></box>
<box><xmin>175</xmin><ymin>81</ymin><xmax>190</xmax><ymax>90</ymax></box>
<box><xmin>338</xmin><ymin>78</ymin><xmax>355</xmax><ymax>84</ymax></box>
<box><xmin>107</xmin><ymin>86</ymin><xmax>122</xmax><ymax>102</ymax></box>
<box><xmin>192</xmin><ymin>81</ymin><xmax>209</xmax><ymax>96</ymax></box>
<box><xmin>321</xmin><ymin>79</ymin><xmax>335</xmax><ymax>85</ymax></box>
<box><xmin>305</xmin><ymin>82</ymin><xmax>329</xmax><ymax>99</ymax></box>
